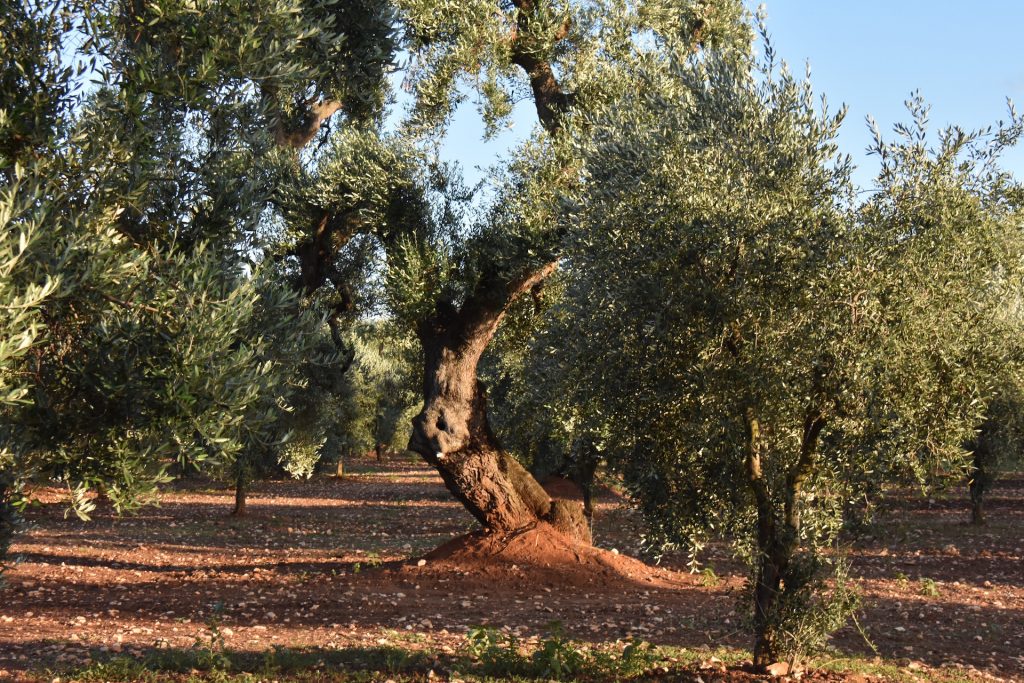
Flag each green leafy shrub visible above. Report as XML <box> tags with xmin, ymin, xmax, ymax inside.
<box><xmin>461</xmin><ymin>623</ymin><xmax>658</xmax><ymax>681</ymax></box>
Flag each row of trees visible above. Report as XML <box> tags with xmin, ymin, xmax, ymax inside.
<box><xmin>3</xmin><ymin>0</ymin><xmax>1024</xmax><ymax>667</ymax></box>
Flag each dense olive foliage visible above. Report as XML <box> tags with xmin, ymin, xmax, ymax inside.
<box><xmin>506</xmin><ymin>20</ymin><xmax>1024</xmax><ymax>661</ymax></box>
<box><xmin>0</xmin><ymin>0</ymin><xmax>393</xmax><ymax>551</ymax></box>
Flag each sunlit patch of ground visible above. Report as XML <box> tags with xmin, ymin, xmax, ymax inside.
<box><xmin>0</xmin><ymin>460</ymin><xmax>1021</xmax><ymax>681</ymax></box>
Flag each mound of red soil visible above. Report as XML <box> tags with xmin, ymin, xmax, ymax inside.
<box><xmin>416</xmin><ymin>522</ymin><xmax>683</xmax><ymax>590</ymax></box>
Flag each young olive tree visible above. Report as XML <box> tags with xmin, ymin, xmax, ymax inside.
<box><xmin>965</xmin><ymin>373</ymin><xmax>1024</xmax><ymax>525</ymax></box>
<box><xmin>200</xmin><ymin>283</ymin><xmax>341</xmax><ymax>518</ymax></box>
<box><xmin>333</xmin><ymin>321</ymin><xmax>421</xmax><ymax>462</ymax></box>
<box><xmin>551</xmin><ymin>26</ymin><xmax>1023</xmax><ymax>664</ymax></box>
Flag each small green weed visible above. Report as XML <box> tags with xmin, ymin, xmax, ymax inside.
<box><xmin>460</xmin><ymin>622</ymin><xmax>659</xmax><ymax>681</ymax></box>
<box><xmin>919</xmin><ymin>577</ymin><xmax>940</xmax><ymax>597</ymax></box>
<box><xmin>699</xmin><ymin>566</ymin><xmax>720</xmax><ymax>587</ymax></box>
<box><xmin>463</xmin><ymin>625</ymin><xmax>526</xmax><ymax>676</ymax></box>
<box><xmin>192</xmin><ymin>603</ymin><xmax>231</xmax><ymax>672</ymax></box>
<box><xmin>530</xmin><ymin>622</ymin><xmax>585</xmax><ymax>679</ymax></box>
<box><xmin>67</xmin><ymin>656</ymin><xmax>156</xmax><ymax>682</ymax></box>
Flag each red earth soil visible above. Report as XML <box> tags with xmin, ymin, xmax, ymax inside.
<box><xmin>0</xmin><ymin>460</ymin><xmax>1021</xmax><ymax>681</ymax></box>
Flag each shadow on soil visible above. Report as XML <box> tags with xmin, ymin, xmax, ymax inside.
<box><xmin>3</xmin><ymin>463</ymin><xmax>1023</xmax><ymax>680</ymax></box>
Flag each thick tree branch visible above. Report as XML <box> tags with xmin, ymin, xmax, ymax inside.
<box><xmin>509</xmin><ymin>0</ymin><xmax>573</xmax><ymax>136</ymax></box>
<box><xmin>783</xmin><ymin>407</ymin><xmax>826</xmax><ymax>535</ymax></box>
<box><xmin>294</xmin><ymin>211</ymin><xmax>364</xmax><ymax>295</ymax></box>
<box><xmin>273</xmin><ymin>99</ymin><xmax>343</xmax><ymax>149</ymax></box>
<box><xmin>744</xmin><ymin>406</ymin><xmax>775</xmax><ymax>547</ymax></box>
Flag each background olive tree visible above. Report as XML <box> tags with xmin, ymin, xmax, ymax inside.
<box><xmin>0</xmin><ymin>0</ymin><xmax>395</xmax><ymax>570</ymax></box>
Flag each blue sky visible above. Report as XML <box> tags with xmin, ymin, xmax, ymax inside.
<box><xmin>437</xmin><ymin>0</ymin><xmax>1024</xmax><ymax>191</ymax></box>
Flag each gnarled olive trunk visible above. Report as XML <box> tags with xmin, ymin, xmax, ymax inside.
<box><xmin>408</xmin><ymin>266</ymin><xmax>590</xmax><ymax>544</ymax></box>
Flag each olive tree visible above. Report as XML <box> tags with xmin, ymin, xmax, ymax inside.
<box><xmin>0</xmin><ymin>0</ymin><xmax>395</xmax><ymax>571</ymax></box>
<box><xmin>548</xmin><ymin>24</ymin><xmax>1023</xmax><ymax>664</ymax></box>
<box><xmin>371</xmin><ymin>0</ymin><xmax>749</xmax><ymax>542</ymax></box>
<box><xmin>965</xmin><ymin>374</ymin><xmax>1024</xmax><ymax>525</ymax></box>
<box><xmin>332</xmin><ymin>321</ymin><xmax>420</xmax><ymax>461</ymax></box>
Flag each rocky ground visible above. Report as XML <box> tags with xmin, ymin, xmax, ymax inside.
<box><xmin>0</xmin><ymin>459</ymin><xmax>1020</xmax><ymax>681</ymax></box>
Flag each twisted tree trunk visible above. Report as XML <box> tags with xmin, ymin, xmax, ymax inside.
<box><xmin>408</xmin><ymin>265</ymin><xmax>590</xmax><ymax>543</ymax></box>
<box><xmin>404</xmin><ymin>0</ymin><xmax>596</xmax><ymax>544</ymax></box>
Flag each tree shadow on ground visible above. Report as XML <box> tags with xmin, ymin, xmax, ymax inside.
<box><xmin>5</xmin><ymin>463</ymin><xmax>1024</xmax><ymax>680</ymax></box>
<box><xmin>0</xmin><ymin>640</ymin><xmax>444</xmax><ymax>682</ymax></box>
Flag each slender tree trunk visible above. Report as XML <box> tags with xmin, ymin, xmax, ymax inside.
<box><xmin>569</xmin><ymin>437</ymin><xmax>600</xmax><ymax>522</ymax></box>
<box><xmin>408</xmin><ymin>267</ymin><xmax>590</xmax><ymax>544</ymax></box>
<box><xmin>968</xmin><ymin>421</ymin><xmax>994</xmax><ymax>526</ymax></box>
<box><xmin>969</xmin><ymin>450</ymin><xmax>986</xmax><ymax>525</ymax></box>
<box><xmin>970</xmin><ymin>488</ymin><xmax>985</xmax><ymax>525</ymax></box>
<box><xmin>745</xmin><ymin>405</ymin><xmax>825</xmax><ymax>668</ymax></box>
<box><xmin>752</xmin><ymin>549</ymin><xmax>785</xmax><ymax>666</ymax></box>
<box><xmin>375</xmin><ymin>413</ymin><xmax>386</xmax><ymax>461</ymax></box>
<box><xmin>232</xmin><ymin>473</ymin><xmax>247</xmax><ymax>517</ymax></box>
<box><xmin>748</xmin><ymin>431</ymin><xmax>785</xmax><ymax>664</ymax></box>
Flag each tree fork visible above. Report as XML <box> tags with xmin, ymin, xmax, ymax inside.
<box><xmin>747</xmin><ymin>405</ymin><xmax>827</xmax><ymax>667</ymax></box>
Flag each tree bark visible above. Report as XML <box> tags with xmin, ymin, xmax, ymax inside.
<box><xmin>509</xmin><ymin>0</ymin><xmax>571</xmax><ymax>138</ymax></box>
<box><xmin>745</xmin><ymin>408</ymin><xmax>782</xmax><ymax>666</ymax></box>
<box><xmin>969</xmin><ymin>449</ymin><xmax>987</xmax><ymax>526</ymax></box>
<box><xmin>565</xmin><ymin>437</ymin><xmax>600</xmax><ymax>522</ymax></box>
<box><xmin>752</xmin><ymin>552</ymin><xmax>784</xmax><ymax>666</ymax></box>
<box><xmin>967</xmin><ymin>420</ymin><xmax>994</xmax><ymax>526</ymax></box>
<box><xmin>746</xmin><ymin>405</ymin><xmax>826</xmax><ymax>668</ymax></box>
<box><xmin>970</xmin><ymin>486</ymin><xmax>985</xmax><ymax>525</ymax></box>
<box><xmin>232</xmin><ymin>474</ymin><xmax>247</xmax><ymax>517</ymax></box>
<box><xmin>408</xmin><ymin>264</ymin><xmax>590</xmax><ymax>543</ymax></box>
